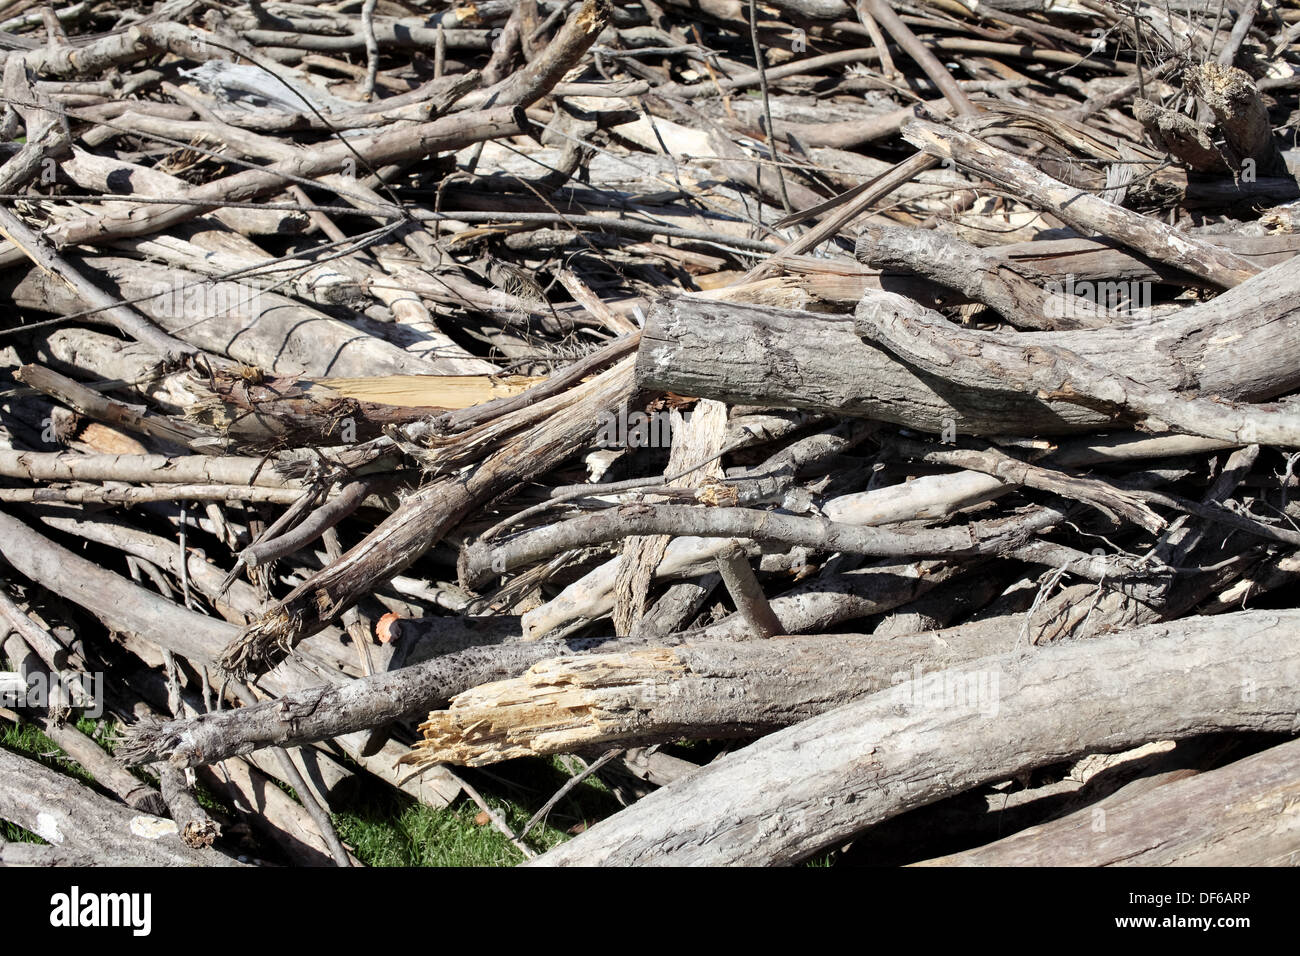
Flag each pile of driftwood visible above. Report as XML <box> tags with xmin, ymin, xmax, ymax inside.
<box><xmin>2</xmin><ymin>0</ymin><xmax>1300</xmax><ymax>867</ymax></box>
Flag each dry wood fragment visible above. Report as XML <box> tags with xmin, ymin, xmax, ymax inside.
<box><xmin>158</xmin><ymin>765</ymin><xmax>219</xmax><ymax>849</ymax></box>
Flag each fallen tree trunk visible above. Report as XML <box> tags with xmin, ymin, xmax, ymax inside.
<box><xmin>528</xmin><ymin>608</ymin><xmax>1300</xmax><ymax>866</ymax></box>
<box><xmin>637</xmin><ymin>252</ymin><xmax>1300</xmax><ymax>434</ymax></box>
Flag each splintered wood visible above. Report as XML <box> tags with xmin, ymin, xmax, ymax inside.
<box><xmin>2</xmin><ymin>0</ymin><xmax>1300</xmax><ymax>869</ymax></box>
<box><xmin>403</xmin><ymin>647</ymin><xmax>688</xmax><ymax>766</ymax></box>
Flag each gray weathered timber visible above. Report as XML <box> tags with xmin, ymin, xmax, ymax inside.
<box><xmin>916</xmin><ymin>736</ymin><xmax>1300</xmax><ymax>866</ymax></box>
<box><xmin>0</xmin><ymin>747</ymin><xmax>243</xmax><ymax>866</ymax></box>
<box><xmin>638</xmin><ymin>252</ymin><xmax>1300</xmax><ymax>435</ymax></box>
<box><xmin>398</xmin><ymin>617</ymin><xmax>1046</xmax><ymax>766</ymax></box>
<box><xmin>903</xmin><ymin>118</ymin><xmax>1261</xmax><ymax>288</ymax></box>
<box><xmin>529</xmin><ymin>609</ymin><xmax>1300</xmax><ymax>866</ymax></box>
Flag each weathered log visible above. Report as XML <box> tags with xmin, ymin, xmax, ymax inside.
<box><xmin>855</xmin><ymin>288</ymin><xmax>1300</xmax><ymax>445</ymax></box>
<box><xmin>529</xmin><ymin>608</ymin><xmax>1300</xmax><ymax>865</ymax></box>
<box><xmin>397</xmin><ymin>625</ymin><xmax>1024</xmax><ymax>767</ymax></box>
<box><xmin>0</xmin><ymin>746</ymin><xmax>243</xmax><ymax>866</ymax></box>
<box><xmin>120</xmin><ymin>629</ymin><xmax>672</xmax><ymax>769</ymax></box>
<box><xmin>915</xmin><ymin>736</ymin><xmax>1300</xmax><ymax>866</ymax></box>
<box><xmin>158</xmin><ymin>766</ymin><xmax>220</xmax><ymax>849</ymax></box>
<box><xmin>637</xmin><ymin>251</ymin><xmax>1300</xmax><ymax>435</ymax></box>
<box><xmin>902</xmin><ymin>117</ymin><xmax>1261</xmax><ymax>287</ymax></box>
<box><xmin>5</xmin><ymin>257</ymin><xmax>449</xmax><ymax>378</ymax></box>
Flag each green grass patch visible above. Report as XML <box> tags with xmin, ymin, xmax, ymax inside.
<box><xmin>331</xmin><ymin>754</ymin><xmax>622</xmax><ymax>866</ymax></box>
